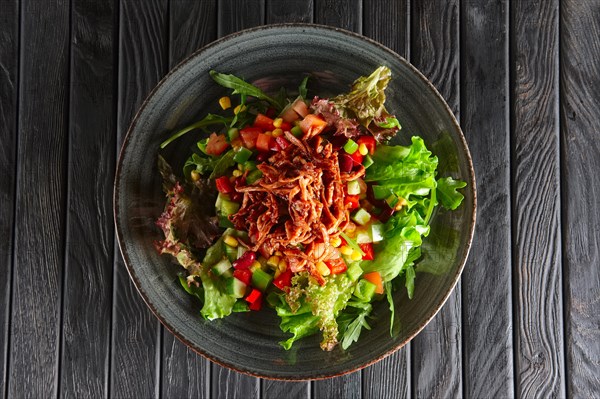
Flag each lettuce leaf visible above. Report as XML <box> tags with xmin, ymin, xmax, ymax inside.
<box><xmin>437</xmin><ymin>176</ymin><xmax>467</xmax><ymax>210</ymax></box>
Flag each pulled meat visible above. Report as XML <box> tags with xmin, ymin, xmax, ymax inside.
<box><xmin>230</xmin><ymin>131</ymin><xmax>364</xmax><ymax>283</ymax></box>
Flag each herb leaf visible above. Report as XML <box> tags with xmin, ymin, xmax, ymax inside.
<box><xmin>160</xmin><ymin>114</ymin><xmax>231</xmax><ymax>149</ymax></box>
<box><xmin>298</xmin><ymin>75</ymin><xmax>309</xmax><ymax>99</ymax></box>
<box><xmin>436</xmin><ymin>176</ymin><xmax>467</xmax><ymax>210</ymax></box>
<box><xmin>210</xmin><ymin>70</ymin><xmax>281</xmax><ymax>109</ymax></box>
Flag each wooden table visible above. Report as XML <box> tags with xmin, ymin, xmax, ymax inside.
<box><xmin>1</xmin><ymin>0</ymin><xmax>598</xmax><ymax>398</ymax></box>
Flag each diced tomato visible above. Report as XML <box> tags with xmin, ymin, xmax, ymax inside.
<box><xmin>326</xmin><ymin>258</ymin><xmax>347</xmax><ymax>275</ymax></box>
<box><xmin>292</xmin><ymin>99</ymin><xmax>309</xmax><ymax>117</ymax></box>
<box><xmin>298</xmin><ymin>114</ymin><xmax>328</xmax><ymax>136</ymax></box>
<box><xmin>253</xmin><ymin>113</ymin><xmax>275</xmax><ymax>131</ymax></box>
<box><xmin>233</xmin><ymin>269</ymin><xmax>252</xmax><ymax>286</ymax></box>
<box><xmin>349</xmin><ymin>150</ymin><xmax>363</xmax><ymax>165</ymax></box>
<box><xmin>215</xmin><ymin>176</ymin><xmax>234</xmax><ymax>194</ymax></box>
<box><xmin>280</xmin><ymin>121</ymin><xmax>293</xmax><ymax>131</ymax></box>
<box><xmin>232</xmin><ymin>251</ymin><xmax>256</xmax><ymax>269</ymax></box>
<box><xmin>256</xmin><ymin>133</ymin><xmax>272</xmax><ymax>152</ymax></box>
<box><xmin>275</xmin><ymin>136</ymin><xmax>290</xmax><ymax>151</ymax></box>
<box><xmin>273</xmin><ymin>269</ymin><xmax>292</xmax><ymax>291</ymax></box>
<box><xmin>205</xmin><ymin>133</ymin><xmax>229</xmax><ymax>156</ymax></box>
<box><xmin>240</xmin><ymin>127</ymin><xmax>261</xmax><ymax>149</ymax></box>
<box><xmin>359</xmin><ymin>243</ymin><xmax>374</xmax><ymax>260</ymax></box>
<box><xmin>246</xmin><ymin>288</ymin><xmax>262</xmax><ymax>311</ymax></box>
<box><xmin>357</xmin><ymin>136</ymin><xmax>377</xmax><ymax>155</ymax></box>
<box><xmin>345</xmin><ymin>194</ymin><xmax>360</xmax><ymax>210</ymax></box>
<box><xmin>363</xmin><ymin>271</ymin><xmax>384</xmax><ymax>294</ymax></box>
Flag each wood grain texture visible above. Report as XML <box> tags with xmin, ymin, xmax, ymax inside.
<box><xmin>312</xmin><ymin>2</ymin><xmax>362</xmax><ymax>396</ymax></box>
<box><xmin>560</xmin><ymin>0</ymin><xmax>600</xmax><ymax>397</ymax></box>
<box><xmin>263</xmin><ymin>3</ymin><xmax>313</xmax><ymax>397</ymax></box>
<box><xmin>363</xmin><ymin>0</ymin><xmax>409</xmax><ymax>59</ymax></box>
<box><xmin>361</xmin><ymin>3</ymin><xmax>411</xmax><ymax>398</ymax></box>
<box><xmin>0</xmin><ymin>0</ymin><xmax>18</xmax><ymax>397</ymax></box>
<box><xmin>59</xmin><ymin>0</ymin><xmax>116</xmax><ymax>397</ymax></box>
<box><xmin>460</xmin><ymin>0</ymin><xmax>514</xmax><ymax>397</ymax></box>
<box><xmin>111</xmin><ymin>1</ymin><xmax>168</xmax><ymax>397</ymax></box>
<box><xmin>8</xmin><ymin>0</ymin><xmax>70</xmax><ymax>397</ymax></box>
<box><xmin>160</xmin><ymin>2</ymin><xmax>216</xmax><ymax>397</ymax></box>
<box><xmin>511</xmin><ymin>0</ymin><xmax>565</xmax><ymax>397</ymax></box>
<box><xmin>211</xmin><ymin>367</ymin><xmax>260</xmax><ymax>399</ymax></box>
<box><xmin>409</xmin><ymin>0</ymin><xmax>462</xmax><ymax>397</ymax></box>
<box><xmin>266</xmin><ymin>0</ymin><xmax>313</xmax><ymax>23</ymax></box>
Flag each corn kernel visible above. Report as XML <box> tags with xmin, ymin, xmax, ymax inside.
<box><xmin>330</xmin><ymin>236</ymin><xmax>342</xmax><ymax>247</ymax></box>
<box><xmin>219</xmin><ymin>96</ymin><xmax>231</xmax><ymax>110</ymax></box>
<box><xmin>316</xmin><ymin>261</ymin><xmax>330</xmax><ymax>276</ymax></box>
<box><xmin>272</xmin><ymin>128</ymin><xmax>283</xmax><ymax>137</ymax></box>
<box><xmin>232</xmin><ymin>169</ymin><xmax>242</xmax><ymax>177</ymax></box>
<box><xmin>233</xmin><ymin>104</ymin><xmax>247</xmax><ymax>115</ymax></box>
<box><xmin>358</xmin><ymin>143</ymin><xmax>369</xmax><ymax>156</ymax></box>
<box><xmin>251</xmin><ymin>261</ymin><xmax>263</xmax><ymax>271</ymax></box>
<box><xmin>273</xmin><ymin>118</ymin><xmax>283</xmax><ymax>128</ymax></box>
<box><xmin>264</xmin><ymin>131</ymin><xmax>272</xmax><ymax>136</ymax></box>
<box><xmin>395</xmin><ymin>197</ymin><xmax>408</xmax><ymax>210</ymax></box>
<box><xmin>339</xmin><ymin>245</ymin><xmax>353</xmax><ymax>256</ymax></box>
<box><xmin>278</xmin><ymin>258</ymin><xmax>287</xmax><ymax>271</ymax></box>
<box><xmin>237</xmin><ymin>163</ymin><xmax>244</xmax><ymax>170</ymax></box>
<box><xmin>190</xmin><ymin>170</ymin><xmax>200</xmax><ymax>181</ymax></box>
<box><xmin>267</xmin><ymin>255</ymin><xmax>280</xmax><ymax>268</ymax></box>
<box><xmin>274</xmin><ymin>268</ymin><xmax>282</xmax><ymax>278</ymax></box>
<box><xmin>274</xmin><ymin>250</ymin><xmax>283</xmax><ymax>256</ymax></box>
<box><xmin>223</xmin><ymin>235</ymin><xmax>238</xmax><ymax>247</ymax></box>
<box><xmin>344</xmin><ymin>222</ymin><xmax>356</xmax><ymax>234</ymax></box>
<box><xmin>350</xmin><ymin>250</ymin><xmax>363</xmax><ymax>261</ymax></box>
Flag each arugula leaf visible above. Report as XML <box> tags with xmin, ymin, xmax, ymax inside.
<box><xmin>210</xmin><ymin>70</ymin><xmax>282</xmax><ymax>110</ymax></box>
<box><xmin>436</xmin><ymin>176</ymin><xmax>467</xmax><ymax>210</ymax></box>
<box><xmin>160</xmin><ymin>113</ymin><xmax>231</xmax><ymax>148</ymax></box>
<box><xmin>384</xmin><ymin>281</ymin><xmax>395</xmax><ymax>335</ymax></box>
<box><xmin>404</xmin><ymin>264</ymin><xmax>416</xmax><ymax>299</ymax></box>
<box><xmin>337</xmin><ymin>301</ymin><xmax>372</xmax><ymax>350</ymax></box>
<box><xmin>298</xmin><ymin>76</ymin><xmax>309</xmax><ymax>99</ymax></box>
<box><xmin>209</xmin><ymin>149</ymin><xmax>236</xmax><ymax>179</ymax></box>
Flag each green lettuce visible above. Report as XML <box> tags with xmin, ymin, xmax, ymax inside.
<box><xmin>437</xmin><ymin>176</ymin><xmax>467</xmax><ymax>210</ymax></box>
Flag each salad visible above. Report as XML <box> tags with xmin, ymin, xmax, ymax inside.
<box><xmin>155</xmin><ymin>66</ymin><xmax>466</xmax><ymax>351</ymax></box>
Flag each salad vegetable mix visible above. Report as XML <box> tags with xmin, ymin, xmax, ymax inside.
<box><xmin>155</xmin><ymin>66</ymin><xmax>466</xmax><ymax>351</ymax></box>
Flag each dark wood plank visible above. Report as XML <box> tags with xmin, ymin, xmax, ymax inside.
<box><xmin>0</xmin><ymin>0</ymin><xmax>18</xmax><ymax>397</ymax></box>
<box><xmin>312</xmin><ymin>2</ymin><xmax>362</xmax><ymax>397</ymax></box>
<box><xmin>8</xmin><ymin>0</ymin><xmax>70</xmax><ymax>397</ymax></box>
<box><xmin>111</xmin><ymin>1</ymin><xmax>168</xmax><ymax>397</ymax></box>
<box><xmin>511</xmin><ymin>0</ymin><xmax>565</xmax><ymax>397</ymax></box>
<box><xmin>361</xmin><ymin>2</ymin><xmax>411</xmax><ymax>397</ymax></box>
<box><xmin>59</xmin><ymin>0</ymin><xmax>116</xmax><ymax>397</ymax></box>
<box><xmin>460</xmin><ymin>0</ymin><xmax>514</xmax><ymax>397</ymax></box>
<box><xmin>212</xmin><ymin>0</ymin><xmax>264</xmax><ymax>395</ymax></box>
<box><xmin>409</xmin><ymin>0</ymin><xmax>462</xmax><ymax>397</ymax></box>
<box><xmin>160</xmin><ymin>2</ymin><xmax>217</xmax><ymax>397</ymax></box>
<box><xmin>263</xmin><ymin>3</ymin><xmax>313</xmax><ymax>397</ymax></box>
<box><xmin>560</xmin><ymin>0</ymin><xmax>600</xmax><ymax>397</ymax></box>
<box><xmin>265</xmin><ymin>0</ymin><xmax>313</xmax><ymax>23</ymax></box>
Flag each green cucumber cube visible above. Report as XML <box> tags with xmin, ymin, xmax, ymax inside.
<box><xmin>227</xmin><ymin>277</ymin><xmax>247</xmax><ymax>298</ymax></box>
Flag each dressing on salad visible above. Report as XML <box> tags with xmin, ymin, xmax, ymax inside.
<box><xmin>155</xmin><ymin>66</ymin><xmax>466</xmax><ymax>351</ymax></box>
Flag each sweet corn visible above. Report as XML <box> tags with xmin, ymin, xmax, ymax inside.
<box><xmin>339</xmin><ymin>245</ymin><xmax>353</xmax><ymax>256</ymax></box>
<box><xmin>274</xmin><ymin>250</ymin><xmax>283</xmax><ymax>256</ymax></box>
<box><xmin>264</xmin><ymin>131</ymin><xmax>272</xmax><ymax>136</ymax></box>
<box><xmin>219</xmin><ymin>96</ymin><xmax>231</xmax><ymax>110</ymax></box>
<box><xmin>267</xmin><ymin>255</ymin><xmax>280</xmax><ymax>268</ymax></box>
<box><xmin>350</xmin><ymin>250</ymin><xmax>363</xmax><ymax>261</ymax></box>
<box><xmin>344</xmin><ymin>222</ymin><xmax>356</xmax><ymax>234</ymax></box>
<box><xmin>237</xmin><ymin>163</ymin><xmax>244</xmax><ymax>170</ymax></box>
<box><xmin>233</xmin><ymin>104</ymin><xmax>247</xmax><ymax>115</ymax></box>
<box><xmin>190</xmin><ymin>170</ymin><xmax>200</xmax><ymax>181</ymax></box>
<box><xmin>223</xmin><ymin>235</ymin><xmax>238</xmax><ymax>247</ymax></box>
<box><xmin>274</xmin><ymin>268</ymin><xmax>282</xmax><ymax>278</ymax></box>
<box><xmin>395</xmin><ymin>197</ymin><xmax>408</xmax><ymax>210</ymax></box>
<box><xmin>316</xmin><ymin>261</ymin><xmax>330</xmax><ymax>276</ymax></box>
<box><xmin>358</xmin><ymin>143</ymin><xmax>369</xmax><ymax>156</ymax></box>
<box><xmin>232</xmin><ymin>169</ymin><xmax>243</xmax><ymax>177</ymax></box>
<box><xmin>278</xmin><ymin>258</ymin><xmax>287</xmax><ymax>271</ymax></box>
<box><xmin>272</xmin><ymin>128</ymin><xmax>283</xmax><ymax>137</ymax></box>
<box><xmin>250</xmin><ymin>260</ymin><xmax>263</xmax><ymax>271</ymax></box>
<box><xmin>330</xmin><ymin>236</ymin><xmax>342</xmax><ymax>247</ymax></box>
<box><xmin>273</xmin><ymin>118</ymin><xmax>283</xmax><ymax>128</ymax></box>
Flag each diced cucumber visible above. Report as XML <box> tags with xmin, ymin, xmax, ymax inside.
<box><xmin>354</xmin><ymin>279</ymin><xmax>377</xmax><ymax>301</ymax></box>
<box><xmin>346</xmin><ymin>262</ymin><xmax>363</xmax><ymax>282</ymax></box>
<box><xmin>370</xmin><ymin>222</ymin><xmax>385</xmax><ymax>242</ymax></box>
<box><xmin>291</xmin><ymin>125</ymin><xmax>303</xmax><ymax>137</ymax></box>
<box><xmin>355</xmin><ymin>229</ymin><xmax>372</xmax><ymax>244</ymax></box>
<box><xmin>362</xmin><ymin>154</ymin><xmax>374</xmax><ymax>168</ymax></box>
<box><xmin>212</xmin><ymin>258</ymin><xmax>232</xmax><ymax>278</ymax></box>
<box><xmin>251</xmin><ymin>269</ymin><xmax>273</xmax><ymax>292</ymax></box>
<box><xmin>233</xmin><ymin>146</ymin><xmax>252</xmax><ymax>163</ymax></box>
<box><xmin>224</xmin><ymin>243</ymin><xmax>238</xmax><ymax>262</ymax></box>
<box><xmin>385</xmin><ymin>194</ymin><xmax>399</xmax><ymax>208</ymax></box>
<box><xmin>352</xmin><ymin>208</ymin><xmax>371</xmax><ymax>226</ymax></box>
<box><xmin>218</xmin><ymin>216</ymin><xmax>234</xmax><ymax>228</ymax></box>
<box><xmin>344</xmin><ymin>139</ymin><xmax>359</xmax><ymax>154</ymax></box>
<box><xmin>246</xmin><ymin>169</ymin><xmax>263</xmax><ymax>184</ymax></box>
<box><xmin>372</xmin><ymin>185</ymin><xmax>392</xmax><ymax>200</ymax></box>
<box><xmin>215</xmin><ymin>192</ymin><xmax>226</xmax><ymax>210</ymax></box>
<box><xmin>226</xmin><ymin>277</ymin><xmax>247</xmax><ymax>298</ymax></box>
<box><xmin>220</xmin><ymin>199</ymin><xmax>240</xmax><ymax>216</ymax></box>
<box><xmin>347</xmin><ymin>180</ymin><xmax>361</xmax><ymax>195</ymax></box>
<box><xmin>243</xmin><ymin>160</ymin><xmax>257</xmax><ymax>171</ymax></box>
<box><xmin>228</xmin><ymin>127</ymin><xmax>240</xmax><ymax>141</ymax></box>
<box><xmin>237</xmin><ymin>245</ymin><xmax>247</xmax><ymax>259</ymax></box>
